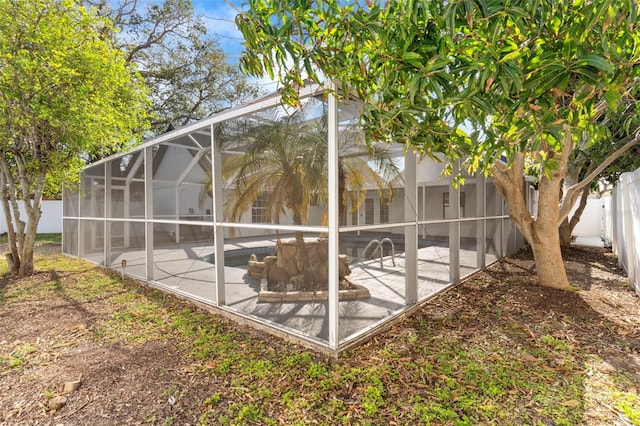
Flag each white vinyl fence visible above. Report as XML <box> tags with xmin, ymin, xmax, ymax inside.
<box><xmin>571</xmin><ymin>196</ymin><xmax>605</xmax><ymax>238</ymax></box>
<box><xmin>0</xmin><ymin>200</ymin><xmax>62</xmax><ymax>235</ymax></box>
<box><xmin>608</xmin><ymin>168</ymin><xmax>640</xmax><ymax>296</ymax></box>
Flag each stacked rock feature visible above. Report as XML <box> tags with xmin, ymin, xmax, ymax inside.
<box><xmin>247</xmin><ymin>238</ymin><xmax>351</xmax><ymax>290</ymax></box>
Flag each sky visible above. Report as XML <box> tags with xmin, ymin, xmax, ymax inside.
<box><xmin>115</xmin><ymin>0</ymin><xmax>304</xmax><ymax>93</ymax></box>
<box><xmin>193</xmin><ymin>0</ymin><xmax>245</xmax><ymax>62</ymax></box>
<box><xmin>192</xmin><ymin>0</ymin><xmax>280</xmax><ymax>92</ymax></box>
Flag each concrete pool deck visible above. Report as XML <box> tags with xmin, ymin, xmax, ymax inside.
<box><xmin>81</xmin><ymin>237</ymin><xmax>497</xmax><ymax>345</ymax></box>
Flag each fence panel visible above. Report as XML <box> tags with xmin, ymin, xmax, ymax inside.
<box><xmin>613</xmin><ymin>168</ymin><xmax>640</xmax><ymax>296</ymax></box>
<box><xmin>0</xmin><ymin>200</ymin><xmax>62</xmax><ymax>234</ymax></box>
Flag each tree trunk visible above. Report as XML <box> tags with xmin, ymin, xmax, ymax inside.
<box><xmin>527</xmin><ymin>171</ymin><xmax>572</xmax><ymax>290</ymax></box>
<box><xmin>559</xmin><ymin>174</ymin><xmax>592</xmax><ymax>246</ymax></box>
<box><xmin>529</xmin><ymin>223</ymin><xmax>572</xmax><ymax>289</ymax></box>
<box><xmin>559</xmin><ymin>218</ymin><xmax>572</xmax><ymax>247</ymax></box>
<box><xmin>18</xmin><ymin>212</ymin><xmax>39</xmax><ymax>276</ymax></box>
<box><xmin>0</xmin><ymin>170</ymin><xmax>20</xmax><ymax>274</ymax></box>
<box><xmin>559</xmin><ymin>186</ymin><xmax>590</xmax><ymax>247</ymax></box>
<box><xmin>0</xmin><ymin>157</ymin><xmax>45</xmax><ymax>276</ymax></box>
<box><xmin>491</xmin><ymin>152</ymin><xmax>572</xmax><ymax>290</ymax></box>
<box><xmin>4</xmin><ymin>252</ymin><xmax>17</xmax><ymax>274</ymax></box>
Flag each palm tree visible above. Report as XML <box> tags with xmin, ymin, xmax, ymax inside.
<box><xmin>333</xmin><ymin>126</ymin><xmax>402</xmax><ymax>226</ymax></box>
<box><xmin>205</xmin><ymin>99</ymin><xmax>401</xmax><ymax>289</ymax></box>
<box><xmin>222</xmin><ymin>107</ymin><xmax>326</xmax><ymax>284</ymax></box>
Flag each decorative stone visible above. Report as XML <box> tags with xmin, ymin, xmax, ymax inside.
<box><xmin>251</xmin><ymin>237</ymin><xmax>362</xmax><ymax>301</ymax></box>
<box><xmin>318</xmin><ymin>244</ymin><xmax>328</xmax><ymax>260</ymax></box>
<box><xmin>47</xmin><ymin>396</ymin><xmax>67</xmax><ymax>411</ymax></box>
<box><xmin>305</xmin><ymin>244</ymin><xmax>315</xmax><ymax>259</ymax></box>
<box><xmin>249</xmin><ymin>254</ymin><xmax>257</xmax><ymax>262</ymax></box>
<box><xmin>317</xmin><ymin>270</ymin><xmax>329</xmax><ymax>286</ymax></box>
<box><xmin>284</xmin><ymin>259</ymin><xmax>299</xmax><ymax>277</ymax></box>
<box><xmin>257</xmin><ymin>278</ymin><xmax>371</xmax><ymax>303</ymax></box>
<box><xmin>339</xmin><ymin>254</ymin><xmax>351</xmax><ymax>279</ymax></box>
<box><xmin>62</xmin><ymin>379</ymin><xmax>82</xmax><ymax>394</ymax></box>
<box><xmin>268</xmin><ymin>266</ymin><xmax>290</xmax><ymax>284</ymax></box>
<box><xmin>339</xmin><ymin>261</ymin><xmax>347</xmax><ymax>280</ymax></box>
<box><xmin>289</xmin><ymin>274</ymin><xmax>305</xmax><ymax>288</ymax></box>
<box><xmin>248</xmin><ymin>260</ymin><xmax>266</xmax><ymax>279</ymax></box>
<box><xmin>281</xmin><ymin>244</ymin><xmax>297</xmax><ymax>259</ymax></box>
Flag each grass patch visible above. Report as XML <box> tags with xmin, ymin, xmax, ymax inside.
<box><xmin>0</xmin><ymin>343</ymin><xmax>37</xmax><ymax>369</ymax></box>
<box><xmin>0</xmin><ymin>233</ymin><xmax>61</xmax><ymax>245</ymax></box>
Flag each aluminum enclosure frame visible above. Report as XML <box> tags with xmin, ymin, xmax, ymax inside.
<box><xmin>62</xmin><ymin>83</ymin><xmax>526</xmax><ymax>353</ymax></box>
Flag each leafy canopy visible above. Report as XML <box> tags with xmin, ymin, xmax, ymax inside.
<box><xmin>217</xmin><ymin>102</ymin><xmax>400</xmax><ymax>227</ymax></box>
<box><xmin>88</xmin><ymin>0</ymin><xmax>260</xmax><ymax>135</ymax></box>
<box><xmin>237</xmin><ymin>0</ymin><xmax>640</xmax><ymax>177</ymax></box>
<box><xmin>0</xmin><ymin>0</ymin><xmax>150</xmax><ymax>193</ymax></box>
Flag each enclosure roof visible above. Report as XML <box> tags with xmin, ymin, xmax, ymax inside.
<box><xmin>88</xmin><ymin>82</ymin><xmax>330</xmax><ymax>167</ymax></box>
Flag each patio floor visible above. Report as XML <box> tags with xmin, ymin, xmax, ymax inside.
<box><xmin>82</xmin><ymin>238</ymin><xmax>496</xmax><ymax>345</ymax></box>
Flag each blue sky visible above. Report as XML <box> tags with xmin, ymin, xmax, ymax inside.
<box><xmin>192</xmin><ymin>0</ymin><xmax>280</xmax><ymax>91</ymax></box>
<box><xmin>119</xmin><ymin>0</ymin><xmax>278</xmax><ymax>90</ymax></box>
<box><xmin>193</xmin><ymin>0</ymin><xmax>245</xmax><ymax>62</ymax></box>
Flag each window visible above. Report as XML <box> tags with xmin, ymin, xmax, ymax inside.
<box><xmin>252</xmin><ymin>192</ymin><xmax>269</xmax><ymax>223</ymax></box>
<box><xmin>365</xmin><ymin>198</ymin><xmax>374</xmax><ymax>224</ymax></box>
<box><xmin>351</xmin><ymin>206</ymin><xmax>358</xmax><ymax>226</ymax></box>
<box><xmin>380</xmin><ymin>198</ymin><xmax>390</xmax><ymax>223</ymax></box>
<box><xmin>443</xmin><ymin>191</ymin><xmax>466</xmax><ymax>218</ymax></box>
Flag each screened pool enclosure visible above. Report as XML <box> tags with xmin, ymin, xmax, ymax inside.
<box><xmin>63</xmin><ymin>84</ymin><xmax>527</xmax><ymax>352</ymax></box>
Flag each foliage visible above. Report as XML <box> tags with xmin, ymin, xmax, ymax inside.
<box><xmin>238</xmin><ymin>0</ymin><xmax>640</xmax><ymax>169</ymax></box>
<box><xmin>0</xmin><ymin>0</ymin><xmax>150</xmax><ymax>275</ymax></box>
<box><xmin>528</xmin><ymin>89</ymin><xmax>640</xmax><ymax>244</ymax></box>
<box><xmin>218</xmin><ymin>101</ymin><xmax>399</xmax><ymax>226</ymax></box>
<box><xmin>236</xmin><ymin>0</ymin><xmax>640</xmax><ymax>289</ymax></box>
<box><xmin>37</xmin><ymin>0</ymin><xmax>260</xmax><ymax>198</ymax></box>
<box><xmin>212</xmin><ymin>99</ymin><xmax>400</xmax><ymax>288</ymax></box>
<box><xmin>566</xmin><ymin>96</ymin><xmax>640</xmax><ymax>189</ymax></box>
<box><xmin>218</xmin><ymin>103</ymin><xmax>329</xmax><ymax>228</ymax></box>
<box><xmin>89</xmin><ymin>0</ymin><xmax>260</xmax><ymax>136</ymax></box>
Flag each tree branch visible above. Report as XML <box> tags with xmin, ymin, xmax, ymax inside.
<box><xmin>491</xmin><ymin>153</ymin><xmax>534</xmax><ymax>243</ymax></box>
<box><xmin>568</xmin><ymin>186</ymin><xmax>590</xmax><ymax>233</ymax></box>
<box><xmin>558</xmin><ymin>130</ymin><xmax>640</xmax><ymax>225</ymax></box>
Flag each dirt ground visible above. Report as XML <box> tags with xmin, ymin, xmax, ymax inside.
<box><xmin>1</xmin><ymin>244</ymin><xmax>639</xmax><ymax>425</ymax></box>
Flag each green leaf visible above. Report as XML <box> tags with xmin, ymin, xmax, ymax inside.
<box><xmin>501</xmin><ymin>49</ymin><xmax>523</xmax><ymax>62</ymax></box>
<box><xmin>550</xmin><ymin>16</ymin><xmax>562</xmax><ymax>35</ymax></box>
<box><xmin>574</xmin><ymin>54</ymin><xmax>614</xmax><ymax>75</ymax></box>
<box><xmin>562</xmin><ymin>36</ymin><xmax>576</xmax><ymax>60</ymax></box>
<box><xmin>407</xmin><ymin>74</ymin><xmax>422</xmax><ymax>104</ymax></box>
<box><xmin>603</xmin><ymin>91</ymin><xmax>619</xmax><ymax>112</ymax></box>
<box><xmin>402</xmin><ymin>52</ymin><xmax>423</xmax><ymax>61</ymax></box>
